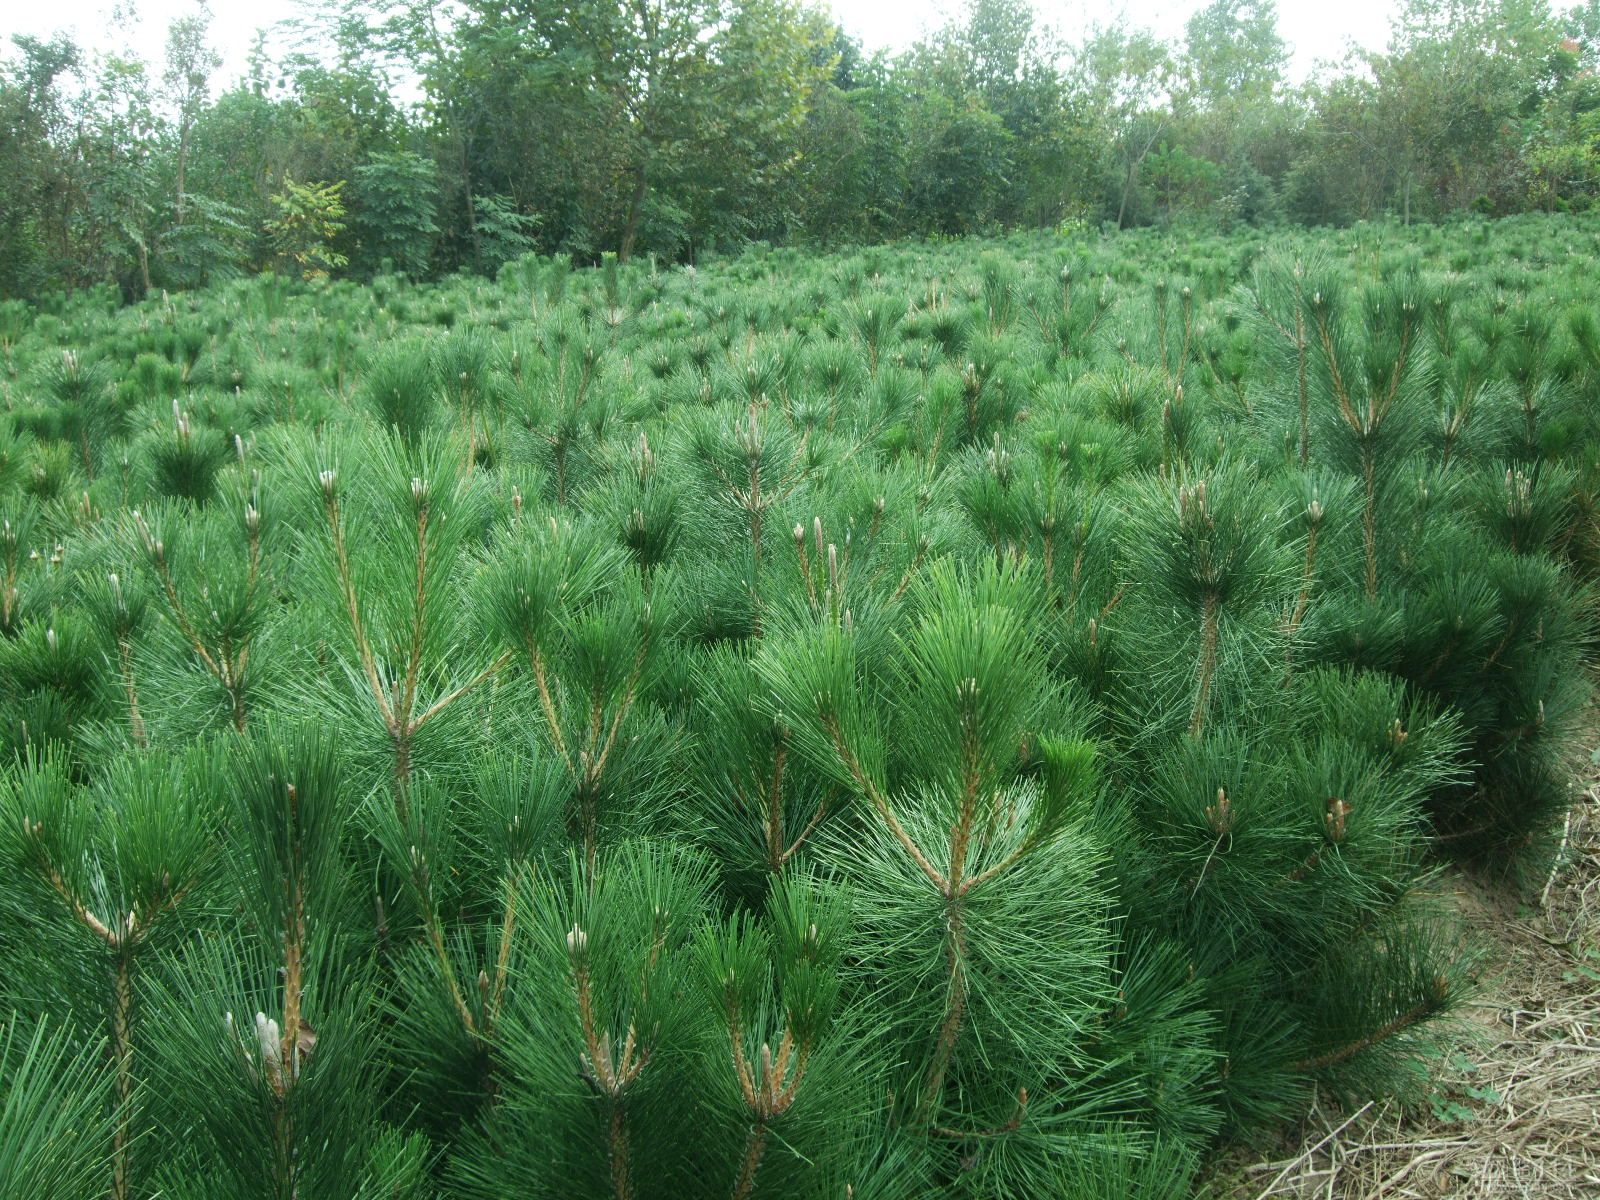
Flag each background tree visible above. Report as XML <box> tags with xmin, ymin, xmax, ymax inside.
<box><xmin>162</xmin><ymin>6</ymin><xmax>221</xmax><ymax>233</ymax></box>
<box><xmin>352</xmin><ymin>149</ymin><xmax>439</xmax><ymax>276</ymax></box>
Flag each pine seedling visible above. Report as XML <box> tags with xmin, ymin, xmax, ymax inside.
<box><xmin>43</xmin><ymin>350</ymin><xmax>123</xmax><ymax>481</ymax></box>
<box><xmin>758</xmin><ymin>561</ymin><xmax>1124</xmax><ymax>1190</ymax></box>
<box><xmin>948</xmin><ymin>337</ymin><xmax>1027</xmax><ymax>452</ymax></box>
<box><xmin>510</xmin><ymin>315</ymin><xmax>612</xmax><ymax>505</ymax></box>
<box><xmin>803</xmin><ymin>463</ymin><xmax>936</xmax><ymax>605</ymax></box>
<box><xmin>136</xmin><ymin>721</ymin><xmax>432</xmax><ymax>1200</ymax></box>
<box><xmin>980</xmin><ymin>255</ymin><xmax>1018</xmax><ymax>335</ymax></box>
<box><xmin>1119</xmin><ymin>668</ymin><xmax>1467</xmax><ymax>1125</ymax></box>
<box><xmin>1116</xmin><ymin>463</ymin><xmax>1294</xmax><ymax>742</ymax></box>
<box><xmin>1024</xmin><ymin>261</ymin><xmax>1116</xmax><ymax>366</ymax></box>
<box><xmin>793</xmin><ymin>341</ymin><xmax>865</xmax><ymax>430</ymax></box>
<box><xmin>359</xmin><ymin>340</ymin><xmax>440</xmax><ymax>446</ymax></box>
<box><xmin>0</xmin><ymin>611</ymin><xmax>106</xmax><ymax>757</ymax></box>
<box><xmin>1159</xmin><ymin>383</ymin><xmax>1209</xmax><ymax>477</ymax></box>
<box><xmin>435</xmin><ymin>331</ymin><xmax>510</xmax><ymax>469</ymax></box>
<box><xmin>377</xmin><ymin>751</ymin><xmax>567</xmax><ymax>1129</ymax></box>
<box><xmin>1496</xmin><ymin>300</ymin><xmax>1577</xmax><ymax>464</ymax></box>
<box><xmin>305</xmin><ymin>432</ymin><xmax>506</xmax><ymax>795</ymax></box>
<box><xmin>841</xmin><ymin>294</ymin><xmax>906</xmax><ymax>376</ymax></box>
<box><xmin>455</xmin><ymin>841</ymin><xmax>715</xmax><ymax>1200</ymax></box>
<box><xmin>366</xmin><ymin>752</ymin><xmax>566</xmax><ymax>1126</ymax></box>
<box><xmin>579</xmin><ymin>433</ymin><xmax>683</xmax><ymax>584</ymax></box>
<box><xmin>693</xmin><ymin>876</ymin><xmax>876</xmax><ymax>1200</ymax></box>
<box><xmin>1150</xmin><ymin>278</ymin><xmax>1198</xmax><ymax>393</ymax></box>
<box><xmin>956</xmin><ymin>432</ymin><xmax>1027</xmax><ymax>563</ymax></box>
<box><xmin>0</xmin><ymin>504</ymin><xmax>33</xmax><ymax>638</ymax></box>
<box><xmin>147</xmin><ymin>399</ymin><xmax>230</xmax><ymax>504</ymax></box>
<box><xmin>906</xmin><ymin>284</ymin><xmax>975</xmax><ymax>363</ymax></box>
<box><xmin>1193</xmin><ymin>311</ymin><xmax>1257</xmax><ymax>422</ymax></box>
<box><xmin>82</xmin><ymin>569</ymin><xmax>152</xmax><ymax>747</ymax></box>
<box><xmin>1237</xmin><ymin>254</ymin><xmax>1317</xmax><ymax>466</ymax></box>
<box><xmin>1303</xmin><ymin>270</ymin><xmax>1428</xmax><ymax>597</ymax></box>
<box><xmin>127</xmin><ymin>489</ymin><xmax>267</xmax><ymax>734</ymax></box>
<box><xmin>682</xmin><ymin>400</ymin><xmax>817</xmax><ymax>634</ymax></box>
<box><xmin>1278</xmin><ymin>471</ymin><xmax>1350</xmax><ymax>648</ymax></box>
<box><xmin>481</xmin><ymin>514</ymin><xmax>672</xmax><ymax>869</ymax></box>
<box><xmin>1084</xmin><ymin>362</ymin><xmax>1169</xmax><ymax>434</ymax></box>
<box><xmin>0</xmin><ymin>748</ymin><xmax>216</xmax><ymax>1200</ymax></box>
<box><xmin>1476</xmin><ymin>461</ymin><xmax>1578</xmax><ymax>556</ymax></box>
<box><xmin>690</xmin><ymin>645</ymin><xmax>836</xmax><ymax>895</ymax></box>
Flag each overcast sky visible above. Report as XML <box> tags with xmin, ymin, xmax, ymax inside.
<box><xmin>0</xmin><ymin>0</ymin><xmax>1425</xmax><ymax>89</ymax></box>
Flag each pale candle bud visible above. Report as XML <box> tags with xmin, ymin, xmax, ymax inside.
<box><xmin>255</xmin><ymin>1012</ymin><xmax>279</xmax><ymax>1063</ymax></box>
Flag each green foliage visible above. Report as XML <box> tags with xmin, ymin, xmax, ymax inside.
<box><xmin>353</xmin><ymin>150</ymin><xmax>439</xmax><ymax>278</ymax></box>
<box><xmin>12</xmin><ymin>0</ymin><xmax>1600</xmax><ymax>295</ymax></box>
<box><xmin>471</xmin><ymin>194</ymin><xmax>542</xmax><ymax>275</ymax></box>
<box><xmin>0</xmin><ymin>1021</ymin><xmax>115</xmax><ymax>1199</ymax></box>
<box><xmin>1</xmin><ymin>212</ymin><xmax>1596</xmax><ymax>1199</ymax></box>
<box><xmin>266</xmin><ymin>178</ymin><xmax>350</xmax><ymax>281</ymax></box>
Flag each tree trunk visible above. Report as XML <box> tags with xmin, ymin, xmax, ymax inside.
<box><xmin>459</xmin><ymin>127</ymin><xmax>480</xmax><ymax>272</ymax></box>
<box><xmin>175</xmin><ymin>119</ymin><xmax>191</xmax><ymax>227</ymax></box>
<box><xmin>1116</xmin><ymin>160</ymin><xmax>1136</xmax><ymax>229</ymax></box>
<box><xmin>619</xmin><ymin>165</ymin><xmax>648</xmax><ymax>264</ymax></box>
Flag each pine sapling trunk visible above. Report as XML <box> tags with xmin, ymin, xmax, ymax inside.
<box><xmin>1362</xmin><ymin>446</ymin><xmax>1378</xmax><ymax>599</ymax></box>
<box><xmin>110</xmin><ymin>951</ymin><xmax>134</xmax><ymax>1200</ymax></box>
<box><xmin>1284</xmin><ymin>501</ymin><xmax>1324</xmax><ymax>677</ymax></box>
<box><xmin>271</xmin><ymin>782</ymin><xmax>308</xmax><ymax>1200</ymax></box>
<box><xmin>722</xmin><ymin>987</ymin><xmax>814</xmax><ymax>1199</ymax></box>
<box><xmin>1296</xmin><ymin>301</ymin><xmax>1309</xmax><ymax>467</ymax></box>
<box><xmin>732</xmin><ymin>1123</ymin><xmax>768</xmax><ymax>1200</ymax></box>
<box><xmin>920</xmin><ymin>908</ymin><xmax>968</xmax><ymax>1123</ymax></box>
<box><xmin>609</xmin><ymin>1105</ymin><xmax>633</xmax><ymax>1200</ymax></box>
<box><xmin>918</xmin><ymin>705</ymin><xmax>982</xmax><ymax>1123</ymax></box>
<box><xmin>112</xmin><ymin>603</ymin><xmax>146</xmax><ymax>747</ymax></box>
<box><xmin>763</xmin><ymin>742</ymin><xmax>787</xmax><ymax>874</ymax></box>
<box><xmin>1189</xmin><ymin>590</ymin><xmax>1220</xmax><ymax>738</ymax></box>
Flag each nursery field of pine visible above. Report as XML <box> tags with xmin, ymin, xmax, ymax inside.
<box><xmin>1</xmin><ymin>213</ymin><xmax>1597</xmax><ymax>1199</ymax></box>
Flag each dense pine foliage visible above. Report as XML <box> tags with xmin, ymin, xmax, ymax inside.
<box><xmin>0</xmin><ymin>212</ymin><xmax>1595</xmax><ymax>1197</ymax></box>
<box><xmin>7</xmin><ymin>0</ymin><xmax>1600</xmax><ymax>300</ymax></box>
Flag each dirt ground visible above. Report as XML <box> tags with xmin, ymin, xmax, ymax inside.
<box><xmin>1207</xmin><ymin>768</ymin><xmax>1600</xmax><ymax>1199</ymax></box>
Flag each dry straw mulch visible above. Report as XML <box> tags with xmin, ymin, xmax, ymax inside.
<box><xmin>1213</xmin><ymin>783</ymin><xmax>1600</xmax><ymax>1199</ymax></box>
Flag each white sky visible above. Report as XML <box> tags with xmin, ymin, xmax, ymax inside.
<box><xmin>0</xmin><ymin>0</ymin><xmax>1469</xmax><ymax>90</ymax></box>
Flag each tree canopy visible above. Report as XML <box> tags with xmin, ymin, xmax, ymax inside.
<box><xmin>4</xmin><ymin>0</ymin><xmax>1600</xmax><ymax>298</ymax></box>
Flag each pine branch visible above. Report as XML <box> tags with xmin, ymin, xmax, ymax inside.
<box><xmin>819</xmin><ymin>712</ymin><xmax>946</xmax><ymax>892</ymax></box>
<box><xmin>321</xmin><ymin>477</ymin><xmax>391</xmax><ymax>726</ymax></box>
<box><xmin>1293</xmin><ymin>990</ymin><xmax>1445</xmax><ymax>1073</ymax></box>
